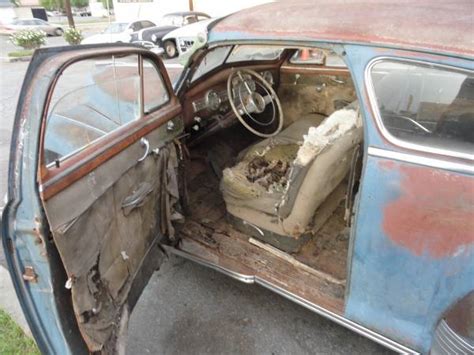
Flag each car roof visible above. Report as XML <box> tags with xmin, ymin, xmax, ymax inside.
<box><xmin>164</xmin><ymin>11</ymin><xmax>210</xmax><ymax>17</ymax></box>
<box><xmin>208</xmin><ymin>0</ymin><xmax>474</xmax><ymax>57</ymax></box>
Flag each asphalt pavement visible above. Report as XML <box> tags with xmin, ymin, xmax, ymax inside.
<box><xmin>0</xmin><ymin>37</ymin><xmax>392</xmax><ymax>354</ymax></box>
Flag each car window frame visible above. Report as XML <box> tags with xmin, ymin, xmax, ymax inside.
<box><xmin>41</xmin><ymin>52</ymin><xmax>172</xmax><ymax>170</ymax></box>
<box><xmin>365</xmin><ymin>56</ymin><xmax>474</xmax><ymax>161</ymax></box>
<box><xmin>188</xmin><ymin>44</ymin><xmax>288</xmax><ymax>85</ymax></box>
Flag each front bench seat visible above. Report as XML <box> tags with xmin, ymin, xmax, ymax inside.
<box><xmin>220</xmin><ymin>104</ymin><xmax>362</xmax><ymax>252</ymax></box>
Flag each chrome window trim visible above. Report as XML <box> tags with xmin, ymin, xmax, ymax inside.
<box><xmin>168</xmin><ymin>246</ymin><xmax>417</xmax><ymax>354</ymax></box>
<box><xmin>368</xmin><ymin>146</ymin><xmax>474</xmax><ymax>175</ymax></box>
<box><xmin>365</xmin><ymin>56</ymin><xmax>474</xmax><ymax>161</ymax></box>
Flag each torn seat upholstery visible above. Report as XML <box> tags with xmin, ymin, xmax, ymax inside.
<box><xmin>220</xmin><ymin>105</ymin><xmax>362</xmax><ymax>252</ymax></box>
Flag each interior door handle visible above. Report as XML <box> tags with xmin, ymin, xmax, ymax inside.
<box><xmin>138</xmin><ymin>137</ymin><xmax>149</xmax><ymax>162</ymax></box>
<box><xmin>122</xmin><ymin>182</ymin><xmax>153</xmax><ymax>215</ymax></box>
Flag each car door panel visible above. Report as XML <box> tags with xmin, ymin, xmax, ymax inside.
<box><xmin>43</xmin><ymin>119</ymin><xmax>182</xmax><ymax>350</ymax></box>
<box><xmin>1</xmin><ymin>45</ymin><xmax>182</xmax><ymax>354</ymax></box>
<box><xmin>38</xmin><ymin>50</ymin><xmax>183</xmax><ymax>349</ymax></box>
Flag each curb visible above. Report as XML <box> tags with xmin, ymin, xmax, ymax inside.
<box><xmin>0</xmin><ymin>265</ymin><xmax>32</xmax><ymax>337</ymax></box>
<box><xmin>0</xmin><ymin>56</ymin><xmax>31</xmax><ymax>63</ymax></box>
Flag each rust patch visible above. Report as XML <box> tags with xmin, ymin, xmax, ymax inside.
<box><xmin>379</xmin><ymin>160</ymin><xmax>396</xmax><ymax>170</ymax></box>
<box><xmin>383</xmin><ymin>164</ymin><xmax>474</xmax><ymax>258</ymax></box>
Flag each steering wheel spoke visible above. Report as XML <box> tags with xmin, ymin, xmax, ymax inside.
<box><xmin>263</xmin><ymin>94</ymin><xmax>273</xmax><ymax>105</ymax></box>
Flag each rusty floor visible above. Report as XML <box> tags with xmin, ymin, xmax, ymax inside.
<box><xmin>176</xmin><ymin>164</ymin><xmax>350</xmax><ymax>314</ymax></box>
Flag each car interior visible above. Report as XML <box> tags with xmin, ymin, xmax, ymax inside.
<box><xmin>173</xmin><ymin>45</ymin><xmax>362</xmax><ymax>313</ymax></box>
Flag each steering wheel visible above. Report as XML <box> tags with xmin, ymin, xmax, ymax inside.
<box><xmin>227</xmin><ymin>69</ymin><xmax>284</xmax><ymax>138</ymax></box>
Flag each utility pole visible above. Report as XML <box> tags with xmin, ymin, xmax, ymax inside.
<box><xmin>188</xmin><ymin>0</ymin><xmax>193</xmax><ymax>11</ymax></box>
<box><xmin>64</xmin><ymin>0</ymin><xmax>75</xmax><ymax>29</ymax></box>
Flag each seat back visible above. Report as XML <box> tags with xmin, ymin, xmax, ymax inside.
<box><xmin>277</xmin><ymin>107</ymin><xmax>363</xmax><ymax>222</ymax></box>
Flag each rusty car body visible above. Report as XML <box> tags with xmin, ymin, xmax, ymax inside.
<box><xmin>1</xmin><ymin>1</ymin><xmax>473</xmax><ymax>354</ymax></box>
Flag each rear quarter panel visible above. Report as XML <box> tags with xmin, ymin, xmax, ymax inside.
<box><xmin>344</xmin><ymin>45</ymin><xmax>474</xmax><ymax>352</ymax></box>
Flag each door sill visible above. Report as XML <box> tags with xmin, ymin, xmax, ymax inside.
<box><xmin>164</xmin><ymin>243</ymin><xmax>417</xmax><ymax>354</ymax></box>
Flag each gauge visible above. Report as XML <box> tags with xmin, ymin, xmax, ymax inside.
<box><xmin>205</xmin><ymin>90</ymin><xmax>222</xmax><ymax>111</ymax></box>
<box><xmin>262</xmin><ymin>71</ymin><xmax>274</xmax><ymax>85</ymax></box>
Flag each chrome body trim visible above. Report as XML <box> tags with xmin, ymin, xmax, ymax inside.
<box><xmin>167</xmin><ymin>246</ymin><xmax>418</xmax><ymax>354</ymax></box>
<box><xmin>368</xmin><ymin>146</ymin><xmax>474</xmax><ymax>174</ymax></box>
<box><xmin>431</xmin><ymin>320</ymin><xmax>474</xmax><ymax>354</ymax></box>
<box><xmin>365</xmin><ymin>56</ymin><xmax>474</xmax><ymax>162</ymax></box>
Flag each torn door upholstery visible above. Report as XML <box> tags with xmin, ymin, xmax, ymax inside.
<box><xmin>43</xmin><ymin>142</ymin><xmax>180</xmax><ymax>351</ymax></box>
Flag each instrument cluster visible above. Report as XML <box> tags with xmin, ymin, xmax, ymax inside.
<box><xmin>191</xmin><ymin>70</ymin><xmax>274</xmax><ymax>114</ymax></box>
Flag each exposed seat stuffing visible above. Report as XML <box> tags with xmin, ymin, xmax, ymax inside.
<box><xmin>220</xmin><ymin>104</ymin><xmax>362</xmax><ymax>252</ymax></box>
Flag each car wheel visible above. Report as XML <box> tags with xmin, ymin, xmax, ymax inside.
<box><xmin>164</xmin><ymin>40</ymin><xmax>177</xmax><ymax>58</ymax></box>
<box><xmin>55</xmin><ymin>28</ymin><xmax>64</xmax><ymax>36</ymax></box>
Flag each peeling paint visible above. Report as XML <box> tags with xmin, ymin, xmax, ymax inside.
<box><xmin>383</xmin><ymin>164</ymin><xmax>474</xmax><ymax>258</ymax></box>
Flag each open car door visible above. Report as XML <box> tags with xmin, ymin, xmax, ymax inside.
<box><xmin>1</xmin><ymin>45</ymin><xmax>183</xmax><ymax>353</ymax></box>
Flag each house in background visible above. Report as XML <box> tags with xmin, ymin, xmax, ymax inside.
<box><xmin>0</xmin><ymin>0</ymin><xmax>44</xmax><ymax>23</ymax></box>
<box><xmin>112</xmin><ymin>0</ymin><xmax>272</xmax><ymax>23</ymax></box>
<box><xmin>14</xmin><ymin>0</ymin><xmax>40</xmax><ymax>18</ymax></box>
<box><xmin>0</xmin><ymin>0</ymin><xmax>16</xmax><ymax>23</ymax></box>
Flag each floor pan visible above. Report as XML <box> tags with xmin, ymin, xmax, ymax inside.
<box><xmin>174</xmin><ymin>167</ymin><xmax>349</xmax><ymax>314</ymax></box>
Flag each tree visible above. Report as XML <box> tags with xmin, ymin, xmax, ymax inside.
<box><xmin>101</xmin><ymin>0</ymin><xmax>113</xmax><ymax>10</ymax></box>
<box><xmin>40</xmin><ymin>0</ymin><xmax>89</xmax><ymax>11</ymax></box>
<box><xmin>63</xmin><ymin>0</ymin><xmax>74</xmax><ymax>28</ymax></box>
<box><xmin>39</xmin><ymin>0</ymin><xmax>64</xmax><ymax>11</ymax></box>
<box><xmin>39</xmin><ymin>0</ymin><xmax>79</xmax><ymax>28</ymax></box>
<box><xmin>71</xmin><ymin>0</ymin><xmax>88</xmax><ymax>8</ymax></box>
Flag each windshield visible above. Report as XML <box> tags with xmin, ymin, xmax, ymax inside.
<box><xmin>160</xmin><ymin>15</ymin><xmax>182</xmax><ymax>26</ymax></box>
<box><xmin>227</xmin><ymin>45</ymin><xmax>284</xmax><ymax>62</ymax></box>
<box><xmin>103</xmin><ymin>23</ymin><xmax>128</xmax><ymax>34</ymax></box>
<box><xmin>191</xmin><ymin>46</ymin><xmax>232</xmax><ymax>82</ymax></box>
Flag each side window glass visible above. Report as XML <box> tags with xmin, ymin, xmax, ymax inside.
<box><xmin>370</xmin><ymin>61</ymin><xmax>473</xmax><ymax>155</ymax></box>
<box><xmin>143</xmin><ymin>58</ymin><xmax>169</xmax><ymax>113</ymax></box>
<box><xmin>131</xmin><ymin>22</ymin><xmax>141</xmax><ymax>31</ymax></box>
<box><xmin>142</xmin><ymin>21</ymin><xmax>154</xmax><ymax>28</ymax></box>
<box><xmin>44</xmin><ymin>55</ymin><xmax>142</xmax><ymax>165</ymax></box>
<box><xmin>186</xmin><ymin>16</ymin><xmax>198</xmax><ymax>24</ymax></box>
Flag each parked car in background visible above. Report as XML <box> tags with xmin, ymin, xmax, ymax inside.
<box><xmin>0</xmin><ymin>18</ymin><xmax>64</xmax><ymax>36</ymax></box>
<box><xmin>82</xmin><ymin>20</ymin><xmax>155</xmax><ymax>44</ymax></box>
<box><xmin>131</xmin><ymin>11</ymin><xmax>210</xmax><ymax>57</ymax></box>
<box><xmin>2</xmin><ymin>1</ymin><xmax>473</xmax><ymax>355</ymax></box>
<box><xmin>161</xmin><ymin>18</ymin><xmax>214</xmax><ymax>58</ymax></box>
<box><xmin>46</xmin><ymin>10</ymin><xmax>64</xmax><ymax>17</ymax></box>
<box><xmin>73</xmin><ymin>7</ymin><xmax>92</xmax><ymax>17</ymax></box>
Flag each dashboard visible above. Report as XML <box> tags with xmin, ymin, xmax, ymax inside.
<box><xmin>190</xmin><ymin>70</ymin><xmax>275</xmax><ymax>115</ymax></box>
<box><xmin>181</xmin><ymin>66</ymin><xmax>279</xmax><ymax>144</ymax></box>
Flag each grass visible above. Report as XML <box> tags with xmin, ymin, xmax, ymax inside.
<box><xmin>7</xmin><ymin>50</ymin><xmax>34</xmax><ymax>58</ymax></box>
<box><xmin>0</xmin><ymin>309</ymin><xmax>40</xmax><ymax>354</ymax></box>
